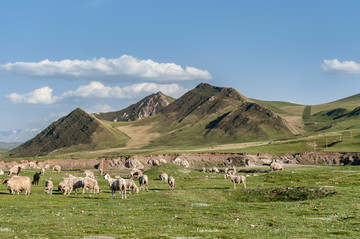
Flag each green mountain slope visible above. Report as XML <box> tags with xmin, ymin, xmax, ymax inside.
<box><xmin>142</xmin><ymin>83</ymin><xmax>295</xmax><ymax>147</ymax></box>
<box><xmin>95</xmin><ymin>91</ymin><xmax>175</xmax><ymax>122</ymax></box>
<box><xmin>11</xmin><ymin>108</ymin><xmax>128</xmax><ymax>157</ymax></box>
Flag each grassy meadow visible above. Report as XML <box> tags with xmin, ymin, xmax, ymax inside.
<box><xmin>1</xmin><ymin>163</ymin><xmax>360</xmax><ymax>238</ymax></box>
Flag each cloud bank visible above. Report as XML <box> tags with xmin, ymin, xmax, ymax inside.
<box><xmin>7</xmin><ymin>82</ymin><xmax>188</xmax><ymax>104</ymax></box>
<box><xmin>322</xmin><ymin>59</ymin><xmax>360</xmax><ymax>74</ymax></box>
<box><xmin>7</xmin><ymin>87</ymin><xmax>59</xmax><ymax>104</ymax></box>
<box><xmin>0</xmin><ymin>55</ymin><xmax>212</xmax><ymax>81</ymax></box>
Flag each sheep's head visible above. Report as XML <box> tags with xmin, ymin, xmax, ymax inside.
<box><xmin>104</xmin><ymin>174</ymin><xmax>110</xmax><ymax>180</ymax></box>
<box><xmin>2</xmin><ymin>178</ymin><xmax>9</xmax><ymax>184</ymax></box>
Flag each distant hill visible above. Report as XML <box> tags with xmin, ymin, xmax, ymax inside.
<box><xmin>141</xmin><ymin>83</ymin><xmax>296</xmax><ymax>147</ymax></box>
<box><xmin>95</xmin><ymin>91</ymin><xmax>175</xmax><ymax>122</ymax></box>
<box><xmin>10</xmin><ymin>108</ymin><xmax>128</xmax><ymax>157</ymax></box>
<box><xmin>0</xmin><ymin>142</ymin><xmax>22</xmax><ymax>151</ymax></box>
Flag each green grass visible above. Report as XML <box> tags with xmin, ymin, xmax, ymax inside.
<box><xmin>1</xmin><ymin>165</ymin><xmax>360</xmax><ymax>238</ymax></box>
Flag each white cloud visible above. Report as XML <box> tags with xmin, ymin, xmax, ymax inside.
<box><xmin>7</xmin><ymin>81</ymin><xmax>188</xmax><ymax>104</ymax></box>
<box><xmin>6</xmin><ymin>86</ymin><xmax>59</xmax><ymax>104</ymax></box>
<box><xmin>63</xmin><ymin>81</ymin><xmax>188</xmax><ymax>99</ymax></box>
<box><xmin>322</xmin><ymin>59</ymin><xmax>360</xmax><ymax>74</ymax></box>
<box><xmin>86</xmin><ymin>104</ymin><xmax>115</xmax><ymax>114</ymax></box>
<box><xmin>0</xmin><ymin>55</ymin><xmax>212</xmax><ymax>81</ymax></box>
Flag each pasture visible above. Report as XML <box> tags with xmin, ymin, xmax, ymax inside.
<box><xmin>1</xmin><ymin>164</ymin><xmax>360</xmax><ymax>238</ymax></box>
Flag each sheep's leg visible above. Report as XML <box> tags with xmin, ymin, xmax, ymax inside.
<box><xmin>67</xmin><ymin>187</ymin><xmax>73</xmax><ymax>195</ymax></box>
<box><xmin>233</xmin><ymin>182</ymin><xmax>236</xmax><ymax>189</ymax></box>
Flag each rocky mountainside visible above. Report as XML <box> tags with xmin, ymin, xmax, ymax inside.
<box><xmin>10</xmin><ymin>108</ymin><xmax>126</xmax><ymax>157</ymax></box>
<box><xmin>95</xmin><ymin>91</ymin><xmax>174</xmax><ymax>122</ymax></box>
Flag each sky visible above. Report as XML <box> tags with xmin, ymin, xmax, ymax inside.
<box><xmin>1</xmin><ymin>0</ymin><xmax>360</xmax><ymax>142</ymax></box>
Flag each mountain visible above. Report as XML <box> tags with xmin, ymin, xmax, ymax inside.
<box><xmin>95</xmin><ymin>91</ymin><xmax>175</xmax><ymax>122</ymax></box>
<box><xmin>142</xmin><ymin>83</ymin><xmax>296</xmax><ymax>147</ymax></box>
<box><xmin>10</xmin><ymin>108</ymin><xmax>128</xmax><ymax>157</ymax></box>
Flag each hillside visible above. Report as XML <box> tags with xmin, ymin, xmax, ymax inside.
<box><xmin>95</xmin><ymin>91</ymin><xmax>175</xmax><ymax>122</ymax></box>
<box><xmin>140</xmin><ymin>83</ymin><xmax>296</xmax><ymax>147</ymax></box>
<box><xmin>10</xmin><ymin>108</ymin><xmax>128</xmax><ymax>157</ymax></box>
<box><xmin>253</xmin><ymin>93</ymin><xmax>360</xmax><ymax>134</ymax></box>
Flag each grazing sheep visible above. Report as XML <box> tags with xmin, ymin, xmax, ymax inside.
<box><xmin>29</xmin><ymin>162</ymin><xmax>37</xmax><ymax>169</ymax></box>
<box><xmin>168</xmin><ymin>176</ymin><xmax>175</xmax><ymax>190</ymax></box>
<box><xmin>210</xmin><ymin>167</ymin><xmax>220</xmax><ymax>173</ymax></box>
<box><xmin>4</xmin><ymin>176</ymin><xmax>31</xmax><ymax>195</ymax></box>
<box><xmin>201</xmin><ymin>167</ymin><xmax>206</xmax><ymax>173</ymax></box>
<box><xmin>129</xmin><ymin>169</ymin><xmax>143</xmax><ymax>179</ymax></box>
<box><xmin>229</xmin><ymin>174</ymin><xmax>246</xmax><ymax>189</ymax></box>
<box><xmin>40</xmin><ymin>168</ymin><xmax>46</xmax><ymax>176</ymax></box>
<box><xmin>8</xmin><ymin>166</ymin><xmax>21</xmax><ymax>176</ymax></box>
<box><xmin>84</xmin><ymin>170</ymin><xmax>95</xmax><ymax>179</ymax></box>
<box><xmin>159</xmin><ymin>173</ymin><xmax>168</xmax><ymax>182</ymax></box>
<box><xmin>82</xmin><ymin>177</ymin><xmax>99</xmax><ymax>194</ymax></box>
<box><xmin>45</xmin><ymin>180</ymin><xmax>53</xmax><ymax>195</ymax></box>
<box><xmin>159</xmin><ymin>158</ymin><xmax>167</xmax><ymax>164</ymax></box>
<box><xmin>224</xmin><ymin>166</ymin><xmax>236</xmax><ymax>179</ymax></box>
<box><xmin>125</xmin><ymin>178</ymin><xmax>139</xmax><ymax>194</ymax></box>
<box><xmin>52</xmin><ymin>165</ymin><xmax>61</xmax><ymax>173</ymax></box>
<box><xmin>32</xmin><ymin>172</ymin><xmax>41</xmax><ymax>185</ymax></box>
<box><xmin>104</xmin><ymin>174</ymin><xmax>126</xmax><ymax>199</ymax></box>
<box><xmin>44</xmin><ymin>163</ymin><xmax>50</xmax><ymax>170</ymax></box>
<box><xmin>138</xmin><ymin>175</ymin><xmax>149</xmax><ymax>192</ymax></box>
<box><xmin>59</xmin><ymin>175</ymin><xmax>84</xmax><ymax>195</ymax></box>
<box><xmin>270</xmin><ymin>160</ymin><xmax>283</xmax><ymax>172</ymax></box>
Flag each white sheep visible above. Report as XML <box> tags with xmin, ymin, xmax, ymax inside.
<box><xmin>211</xmin><ymin>167</ymin><xmax>220</xmax><ymax>173</ymax></box>
<box><xmin>59</xmin><ymin>175</ymin><xmax>83</xmax><ymax>195</ymax></box>
<box><xmin>270</xmin><ymin>160</ymin><xmax>283</xmax><ymax>172</ymax></box>
<box><xmin>8</xmin><ymin>166</ymin><xmax>21</xmax><ymax>176</ymax></box>
<box><xmin>159</xmin><ymin>173</ymin><xmax>168</xmax><ymax>182</ymax></box>
<box><xmin>168</xmin><ymin>176</ymin><xmax>175</xmax><ymax>190</ymax></box>
<box><xmin>104</xmin><ymin>174</ymin><xmax>127</xmax><ymax>199</ymax></box>
<box><xmin>125</xmin><ymin>178</ymin><xmax>139</xmax><ymax>194</ymax></box>
<box><xmin>229</xmin><ymin>174</ymin><xmax>246</xmax><ymax>189</ymax></box>
<box><xmin>4</xmin><ymin>176</ymin><xmax>31</xmax><ymax>195</ymax></box>
<box><xmin>0</xmin><ymin>169</ymin><xmax>4</xmax><ymax>175</ymax></box>
<box><xmin>128</xmin><ymin>169</ymin><xmax>143</xmax><ymax>179</ymax></box>
<box><xmin>44</xmin><ymin>163</ymin><xmax>51</xmax><ymax>170</ymax></box>
<box><xmin>139</xmin><ymin>175</ymin><xmax>149</xmax><ymax>192</ymax></box>
<box><xmin>84</xmin><ymin>170</ymin><xmax>95</xmax><ymax>179</ymax></box>
<box><xmin>45</xmin><ymin>180</ymin><xmax>53</xmax><ymax>195</ymax></box>
<box><xmin>40</xmin><ymin>168</ymin><xmax>46</xmax><ymax>176</ymax></box>
<box><xmin>224</xmin><ymin>166</ymin><xmax>236</xmax><ymax>179</ymax></box>
<box><xmin>52</xmin><ymin>165</ymin><xmax>61</xmax><ymax>173</ymax></box>
<box><xmin>82</xmin><ymin>177</ymin><xmax>99</xmax><ymax>194</ymax></box>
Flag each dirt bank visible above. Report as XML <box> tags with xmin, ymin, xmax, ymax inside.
<box><xmin>0</xmin><ymin>152</ymin><xmax>359</xmax><ymax>170</ymax></box>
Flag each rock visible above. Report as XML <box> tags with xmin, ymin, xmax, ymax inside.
<box><xmin>125</xmin><ymin>158</ymin><xmax>144</xmax><ymax>169</ymax></box>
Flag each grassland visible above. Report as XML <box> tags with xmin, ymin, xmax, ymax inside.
<box><xmin>1</xmin><ymin>163</ymin><xmax>360</xmax><ymax>238</ymax></box>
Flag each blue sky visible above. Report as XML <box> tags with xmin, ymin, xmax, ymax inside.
<box><xmin>1</xmin><ymin>0</ymin><xmax>360</xmax><ymax>142</ymax></box>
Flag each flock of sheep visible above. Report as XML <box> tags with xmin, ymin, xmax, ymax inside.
<box><xmin>1</xmin><ymin>159</ymin><xmax>283</xmax><ymax>197</ymax></box>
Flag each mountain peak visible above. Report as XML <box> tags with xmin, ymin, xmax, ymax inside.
<box><xmin>10</xmin><ymin>108</ymin><xmax>118</xmax><ymax>157</ymax></box>
<box><xmin>96</xmin><ymin>92</ymin><xmax>175</xmax><ymax>122</ymax></box>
